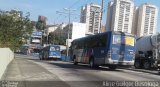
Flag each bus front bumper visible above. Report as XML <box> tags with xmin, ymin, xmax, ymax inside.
<box><xmin>106</xmin><ymin>59</ymin><xmax>134</xmax><ymax>66</ymax></box>
<box><xmin>49</xmin><ymin>56</ymin><xmax>61</xmax><ymax>59</ymax></box>
<box><xmin>118</xmin><ymin>61</ymin><xmax>134</xmax><ymax>66</ymax></box>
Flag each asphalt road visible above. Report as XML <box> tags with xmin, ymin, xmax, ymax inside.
<box><xmin>1</xmin><ymin>54</ymin><xmax>160</xmax><ymax>87</ymax></box>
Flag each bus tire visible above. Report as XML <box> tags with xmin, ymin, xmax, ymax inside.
<box><xmin>40</xmin><ymin>56</ymin><xmax>43</xmax><ymax>60</ymax></box>
<box><xmin>89</xmin><ymin>58</ymin><xmax>94</xmax><ymax>68</ymax></box>
<box><xmin>41</xmin><ymin>56</ymin><xmax>44</xmax><ymax>60</ymax></box>
<box><xmin>89</xmin><ymin>57</ymin><xmax>98</xmax><ymax>68</ymax></box>
<box><xmin>73</xmin><ymin>56</ymin><xmax>78</xmax><ymax>65</ymax></box>
<box><xmin>143</xmin><ymin>60</ymin><xmax>151</xmax><ymax>69</ymax></box>
<box><xmin>44</xmin><ymin>52</ymin><xmax>48</xmax><ymax>60</ymax></box>
<box><xmin>108</xmin><ymin>65</ymin><xmax>117</xmax><ymax>70</ymax></box>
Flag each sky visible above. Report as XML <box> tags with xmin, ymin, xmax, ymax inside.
<box><xmin>0</xmin><ymin>0</ymin><xmax>160</xmax><ymax>31</ymax></box>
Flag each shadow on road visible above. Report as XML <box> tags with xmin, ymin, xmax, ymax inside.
<box><xmin>15</xmin><ymin>54</ymin><xmax>160</xmax><ymax>76</ymax></box>
<box><xmin>30</xmin><ymin>58</ymin><xmax>160</xmax><ymax>76</ymax></box>
<box><xmin>119</xmin><ymin>67</ymin><xmax>160</xmax><ymax>76</ymax></box>
<box><xmin>45</xmin><ymin>61</ymin><xmax>124</xmax><ymax>72</ymax></box>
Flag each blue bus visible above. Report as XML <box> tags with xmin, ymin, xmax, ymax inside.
<box><xmin>70</xmin><ymin>31</ymin><xmax>136</xmax><ymax>70</ymax></box>
<box><xmin>39</xmin><ymin>45</ymin><xmax>61</xmax><ymax>60</ymax></box>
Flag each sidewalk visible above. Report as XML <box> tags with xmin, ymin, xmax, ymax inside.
<box><xmin>1</xmin><ymin>57</ymin><xmax>70</xmax><ymax>87</ymax></box>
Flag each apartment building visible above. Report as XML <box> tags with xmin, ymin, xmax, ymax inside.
<box><xmin>80</xmin><ymin>3</ymin><xmax>101</xmax><ymax>35</ymax></box>
<box><xmin>131</xmin><ymin>6</ymin><xmax>139</xmax><ymax>35</ymax></box>
<box><xmin>136</xmin><ymin>3</ymin><xmax>158</xmax><ymax>37</ymax></box>
<box><xmin>106</xmin><ymin>0</ymin><xmax>134</xmax><ymax>34</ymax></box>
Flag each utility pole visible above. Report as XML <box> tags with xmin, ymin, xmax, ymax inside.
<box><xmin>67</xmin><ymin>9</ymin><xmax>71</xmax><ymax>58</ymax></box>
<box><xmin>100</xmin><ymin>0</ymin><xmax>104</xmax><ymax>33</ymax></box>
<box><xmin>47</xmin><ymin>28</ymin><xmax>49</xmax><ymax>45</ymax></box>
<box><xmin>56</xmin><ymin>8</ymin><xmax>76</xmax><ymax>60</ymax></box>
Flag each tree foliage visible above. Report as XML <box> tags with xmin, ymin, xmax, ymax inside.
<box><xmin>36</xmin><ymin>20</ymin><xmax>46</xmax><ymax>30</ymax></box>
<box><xmin>48</xmin><ymin>32</ymin><xmax>66</xmax><ymax>45</ymax></box>
<box><xmin>0</xmin><ymin>10</ymin><xmax>33</xmax><ymax>50</ymax></box>
<box><xmin>36</xmin><ymin>21</ymin><xmax>44</xmax><ymax>30</ymax></box>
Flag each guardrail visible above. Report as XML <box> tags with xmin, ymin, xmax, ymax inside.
<box><xmin>0</xmin><ymin>48</ymin><xmax>14</xmax><ymax>79</ymax></box>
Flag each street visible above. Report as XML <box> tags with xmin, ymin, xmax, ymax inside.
<box><xmin>1</xmin><ymin>54</ymin><xmax>160</xmax><ymax>87</ymax></box>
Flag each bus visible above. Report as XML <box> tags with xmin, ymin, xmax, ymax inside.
<box><xmin>39</xmin><ymin>45</ymin><xmax>61</xmax><ymax>60</ymax></box>
<box><xmin>70</xmin><ymin>31</ymin><xmax>136</xmax><ymax>70</ymax></box>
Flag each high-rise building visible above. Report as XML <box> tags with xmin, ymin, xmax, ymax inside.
<box><xmin>131</xmin><ymin>6</ymin><xmax>139</xmax><ymax>35</ymax></box>
<box><xmin>80</xmin><ymin>3</ymin><xmax>101</xmax><ymax>35</ymax></box>
<box><xmin>101</xmin><ymin>26</ymin><xmax>106</xmax><ymax>33</ymax></box>
<box><xmin>37</xmin><ymin>16</ymin><xmax>48</xmax><ymax>31</ymax></box>
<box><xmin>106</xmin><ymin>0</ymin><xmax>134</xmax><ymax>33</ymax></box>
<box><xmin>38</xmin><ymin>16</ymin><xmax>47</xmax><ymax>23</ymax></box>
<box><xmin>136</xmin><ymin>3</ymin><xmax>158</xmax><ymax>37</ymax></box>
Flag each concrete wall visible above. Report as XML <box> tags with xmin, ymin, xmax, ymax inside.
<box><xmin>0</xmin><ymin>48</ymin><xmax>14</xmax><ymax>79</ymax></box>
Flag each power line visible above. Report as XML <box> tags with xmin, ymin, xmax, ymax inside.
<box><xmin>69</xmin><ymin>0</ymin><xmax>93</xmax><ymax>9</ymax></box>
<box><xmin>54</xmin><ymin>0</ymin><xmax>83</xmax><ymax>24</ymax></box>
<box><xmin>69</xmin><ymin>0</ymin><xmax>82</xmax><ymax>8</ymax></box>
<box><xmin>54</xmin><ymin>0</ymin><xmax>96</xmax><ymax>24</ymax></box>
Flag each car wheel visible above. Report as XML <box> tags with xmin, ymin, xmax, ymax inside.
<box><xmin>134</xmin><ymin>60</ymin><xmax>142</xmax><ymax>69</ymax></box>
<box><xmin>143</xmin><ymin>61</ymin><xmax>151</xmax><ymax>69</ymax></box>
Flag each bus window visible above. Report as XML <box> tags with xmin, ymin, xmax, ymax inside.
<box><xmin>99</xmin><ymin>35</ymin><xmax>107</xmax><ymax>47</ymax></box>
<box><xmin>55</xmin><ymin>47</ymin><xmax>60</xmax><ymax>51</ymax></box>
<box><xmin>50</xmin><ymin>47</ymin><xmax>55</xmax><ymax>51</ymax></box>
<box><xmin>113</xmin><ymin>35</ymin><xmax>135</xmax><ymax>46</ymax></box>
<box><xmin>113</xmin><ymin>35</ymin><xmax>121</xmax><ymax>44</ymax></box>
<box><xmin>77</xmin><ymin>41</ymin><xmax>84</xmax><ymax>49</ymax></box>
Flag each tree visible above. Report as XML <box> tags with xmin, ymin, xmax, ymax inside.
<box><xmin>48</xmin><ymin>32</ymin><xmax>65</xmax><ymax>45</ymax></box>
<box><xmin>36</xmin><ymin>21</ymin><xmax>44</xmax><ymax>30</ymax></box>
<box><xmin>0</xmin><ymin>10</ymin><xmax>33</xmax><ymax>51</ymax></box>
<box><xmin>36</xmin><ymin>17</ymin><xmax>47</xmax><ymax>30</ymax></box>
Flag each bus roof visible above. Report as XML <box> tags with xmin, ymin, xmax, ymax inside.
<box><xmin>72</xmin><ymin>31</ymin><xmax>135</xmax><ymax>42</ymax></box>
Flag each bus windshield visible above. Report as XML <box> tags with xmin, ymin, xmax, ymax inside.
<box><xmin>112</xmin><ymin>35</ymin><xmax>135</xmax><ymax>46</ymax></box>
<box><xmin>50</xmin><ymin>46</ymin><xmax>60</xmax><ymax>51</ymax></box>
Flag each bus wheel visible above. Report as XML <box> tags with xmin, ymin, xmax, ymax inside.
<box><xmin>143</xmin><ymin>61</ymin><xmax>151</xmax><ymax>69</ymax></box>
<box><xmin>89</xmin><ymin>59</ymin><xmax>94</xmax><ymax>68</ymax></box>
<box><xmin>89</xmin><ymin>58</ymin><xmax>98</xmax><ymax>68</ymax></box>
<box><xmin>40</xmin><ymin>57</ymin><xmax>43</xmax><ymax>60</ymax></box>
<box><xmin>41</xmin><ymin>57</ymin><xmax>44</xmax><ymax>60</ymax></box>
<box><xmin>73</xmin><ymin>58</ymin><xmax>78</xmax><ymax>65</ymax></box>
<box><xmin>108</xmin><ymin>65</ymin><xmax>117</xmax><ymax>70</ymax></box>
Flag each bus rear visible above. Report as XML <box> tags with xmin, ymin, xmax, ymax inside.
<box><xmin>49</xmin><ymin>45</ymin><xmax>61</xmax><ymax>59</ymax></box>
<box><xmin>106</xmin><ymin>32</ymin><xmax>135</xmax><ymax>66</ymax></box>
<box><xmin>39</xmin><ymin>45</ymin><xmax>61</xmax><ymax>60</ymax></box>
